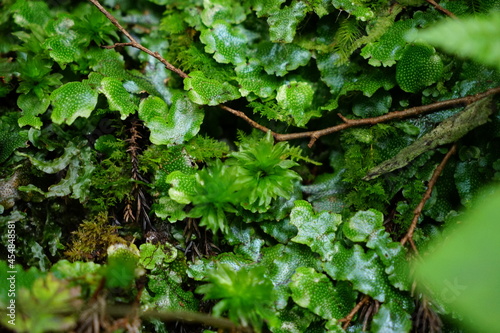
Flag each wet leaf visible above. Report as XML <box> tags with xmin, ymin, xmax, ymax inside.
<box><xmin>99</xmin><ymin>77</ymin><xmax>136</xmax><ymax>119</ymax></box>
<box><xmin>290</xmin><ymin>200</ymin><xmax>341</xmax><ymax>261</ymax></box>
<box><xmin>290</xmin><ymin>267</ymin><xmax>351</xmax><ymax>319</ymax></box>
<box><xmin>267</xmin><ymin>0</ymin><xmax>307</xmax><ymax>43</ymax></box>
<box><xmin>200</xmin><ymin>22</ymin><xmax>249</xmax><ymax>65</ymax></box>
<box><xmin>184</xmin><ymin>71</ymin><xmax>241</xmax><ymax>105</ymax></box>
<box><xmin>50</xmin><ymin>81</ymin><xmax>98</xmax><ymax>125</ymax></box>
<box><xmin>139</xmin><ymin>93</ymin><xmax>204</xmax><ymax>145</ymax></box>
<box><xmin>276</xmin><ymin>81</ymin><xmax>319</xmax><ymax>127</ymax></box>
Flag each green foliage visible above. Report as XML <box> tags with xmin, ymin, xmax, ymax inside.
<box><xmin>65</xmin><ymin>212</ymin><xmax>127</xmax><ymax>262</ymax></box>
<box><xmin>396</xmin><ymin>44</ymin><xmax>443</xmax><ymax>93</ymax></box>
<box><xmin>289</xmin><ymin>200</ymin><xmax>341</xmax><ymax>261</ymax></box>
<box><xmin>366</xmin><ymin>96</ymin><xmax>494</xmax><ymax>180</ymax></box>
<box><xmin>416</xmin><ymin>188</ymin><xmax>500</xmax><ymax>332</ymax></box>
<box><xmin>184</xmin><ymin>71</ymin><xmax>241</xmax><ymax>105</ymax></box>
<box><xmin>229</xmin><ymin>131</ymin><xmax>302</xmax><ymax>212</ymax></box>
<box><xmin>0</xmin><ymin>274</ymin><xmax>82</xmax><ymax>333</ymax></box>
<box><xmin>1</xmin><ymin>0</ymin><xmax>500</xmax><ymax>332</ymax></box>
<box><xmin>50</xmin><ymin>82</ymin><xmax>98</xmax><ymax>125</ymax></box>
<box><xmin>196</xmin><ymin>263</ymin><xmax>277</xmax><ymax>331</ymax></box>
<box><xmin>104</xmin><ymin>243</ymin><xmax>141</xmax><ymax>288</ymax></box>
<box><xmin>290</xmin><ymin>267</ymin><xmax>354</xmax><ymax>319</ymax></box>
<box><xmin>416</xmin><ymin>11</ymin><xmax>500</xmax><ymax>71</ymax></box>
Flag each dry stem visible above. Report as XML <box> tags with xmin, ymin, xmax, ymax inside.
<box><xmin>425</xmin><ymin>0</ymin><xmax>458</xmax><ymax>19</ymax></box>
<box><xmin>339</xmin><ymin>294</ymin><xmax>371</xmax><ymax>329</ymax></box>
<box><xmin>400</xmin><ymin>143</ymin><xmax>458</xmax><ymax>250</ymax></box>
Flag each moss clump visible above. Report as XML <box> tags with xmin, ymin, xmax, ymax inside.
<box><xmin>65</xmin><ymin>212</ymin><xmax>126</xmax><ymax>262</ymax></box>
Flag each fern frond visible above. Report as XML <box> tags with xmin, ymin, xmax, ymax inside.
<box><xmin>332</xmin><ymin>17</ymin><xmax>363</xmax><ymax>64</ymax></box>
<box><xmin>288</xmin><ymin>146</ymin><xmax>322</xmax><ymax>165</ymax></box>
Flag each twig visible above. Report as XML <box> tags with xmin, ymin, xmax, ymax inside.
<box><xmin>400</xmin><ymin>143</ymin><xmax>457</xmax><ymax>250</ymax></box>
<box><xmin>88</xmin><ymin>0</ymin><xmax>188</xmax><ymax>79</ymax></box>
<box><xmin>219</xmin><ymin>104</ymin><xmax>272</xmax><ymax>133</ymax></box>
<box><xmin>425</xmin><ymin>0</ymin><xmax>458</xmax><ymax>19</ymax></box>
<box><xmin>275</xmin><ymin>87</ymin><xmax>500</xmax><ymax>147</ymax></box>
<box><xmin>339</xmin><ymin>294</ymin><xmax>370</xmax><ymax>330</ymax></box>
<box><xmin>106</xmin><ymin>306</ymin><xmax>250</xmax><ymax>332</ymax></box>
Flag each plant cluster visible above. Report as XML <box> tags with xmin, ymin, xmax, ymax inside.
<box><xmin>0</xmin><ymin>0</ymin><xmax>499</xmax><ymax>332</ymax></box>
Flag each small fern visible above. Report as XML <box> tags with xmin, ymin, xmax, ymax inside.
<box><xmin>332</xmin><ymin>17</ymin><xmax>363</xmax><ymax>64</ymax></box>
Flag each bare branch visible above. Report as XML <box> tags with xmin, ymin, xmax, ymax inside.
<box><xmin>339</xmin><ymin>295</ymin><xmax>371</xmax><ymax>330</ymax></box>
<box><xmin>88</xmin><ymin>0</ymin><xmax>188</xmax><ymax>79</ymax></box>
<box><xmin>275</xmin><ymin>87</ymin><xmax>500</xmax><ymax>147</ymax></box>
<box><xmin>106</xmin><ymin>306</ymin><xmax>250</xmax><ymax>332</ymax></box>
<box><xmin>400</xmin><ymin>143</ymin><xmax>458</xmax><ymax>249</ymax></box>
<box><xmin>425</xmin><ymin>0</ymin><xmax>458</xmax><ymax>19</ymax></box>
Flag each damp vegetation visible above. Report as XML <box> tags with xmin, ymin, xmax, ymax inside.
<box><xmin>1</xmin><ymin>0</ymin><xmax>500</xmax><ymax>332</ymax></box>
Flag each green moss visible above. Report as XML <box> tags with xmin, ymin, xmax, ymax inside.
<box><xmin>65</xmin><ymin>212</ymin><xmax>127</xmax><ymax>262</ymax></box>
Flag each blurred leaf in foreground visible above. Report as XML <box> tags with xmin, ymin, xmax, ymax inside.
<box><xmin>415</xmin><ymin>187</ymin><xmax>500</xmax><ymax>333</ymax></box>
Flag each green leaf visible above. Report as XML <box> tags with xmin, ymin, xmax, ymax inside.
<box><xmin>139</xmin><ymin>243</ymin><xmax>178</xmax><ymax>270</ymax></box>
<box><xmin>250</xmin><ymin>0</ymin><xmax>286</xmax><ymax>17</ymax></box>
<box><xmin>290</xmin><ymin>267</ymin><xmax>352</xmax><ymax>319</ymax></box>
<box><xmin>396</xmin><ymin>44</ymin><xmax>443</xmax><ymax>93</ymax></box>
<box><xmin>415</xmin><ymin>188</ymin><xmax>500</xmax><ymax>332</ymax></box>
<box><xmin>18</xmin><ymin>142</ymin><xmax>79</xmax><ymax>174</ymax></box>
<box><xmin>267</xmin><ymin>0</ymin><xmax>307</xmax><ymax>43</ymax></box>
<box><xmin>352</xmin><ymin>91</ymin><xmax>392</xmax><ymax>118</ymax></box>
<box><xmin>235</xmin><ymin>60</ymin><xmax>281</xmax><ymax>98</ymax></box>
<box><xmin>276</xmin><ymin>81</ymin><xmax>319</xmax><ymax>127</ymax></box>
<box><xmin>144</xmin><ymin>270</ymin><xmax>199</xmax><ymax>312</ymax></box>
<box><xmin>343</xmin><ymin>209</ymin><xmax>384</xmax><ymax>242</ymax></box>
<box><xmin>105</xmin><ymin>243</ymin><xmax>140</xmax><ymax>289</ymax></box>
<box><xmin>11</xmin><ymin>0</ymin><xmax>51</xmax><ymax>27</ymax></box>
<box><xmin>200</xmin><ymin>22</ymin><xmax>249</xmax><ymax>65</ymax></box>
<box><xmin>371</xmin><ymin>301</ymin><xmax>412</xmax><ymax>333</ymax></box>
<box><xmin>454</xmin><ymin>160</ymin><xmax>483</xmax><ymax>207</ymax></box>
<box><xmin>50</xmin><ymin>81</ymin><xmax>98</xmax><ymax>125</ymax></box>
<box><xmin>201</xmin><ymin>0</ymin><xmax>247</xmax><ymax>27</ymax></box>
<box><xmin>99</xmin><ymin>77</ymin><xmax>136</xmax><ymax>119</ymax></box>
<box><xmin>289</xmin><ymin>200</ymin><xmax>341</xmax><ymax>261</ymax></box>
<box><xmin>50</xmin><ymin>260</ymin><xmax>101</xmax><ymax>280</ymax></box>
<box><xmin>416</xmin><ymin>11</ymin><xmax>500</xmax><ymax>70</ymax></box>
<box><xmin>166</xmin><ymin>171</ymin><xmax>198</xmax><ymax>205</ymax></box>
<box><xmin>17</xmin><ymin>92</ymin><xmax>50</xmax><ymax>129</ymax></box>
<box><xmin>153</xmin><ymin>196</ymin><xmax>187</xmax><ymax>222</ymax></box>
<box><xmin>361</xmin><ymin>20</ymin><xmax>415</xmax><ymax>67</ymax></box>
<box><xmin>259</xmin><ymin>243</ymin><xmax>322</xmax><ymax>309</ymax></box>
<box><xmin>0</xmin><ymin>274</ymin><xmax>81</xmax><ymax>333</ymax></box>
<box><xmin>365</xmin><ymin>96</ymin><xmax>494</xmax><ymax>180</ymax></box>
<box><xmin>167</xmin><ymin>161</ymin><xmax>244</xmax><ymax>233</ymax></box>
<box><xmin>139</xmin><ymin>93</ymin><xmax>203</xmax><ymax>145</ymax></box>
<box><xmin>331</xmin><ymin>0</ymin><xmax>374</xmax><ymax>21</ymax></box>
<box><xmin>0</xmin><ymin>122</ymin><xmax>28</xmax><ymax>164</ymax></box>
<box><xmin>255</xmin><ymin>42</ymin><xmax>311</xmax><ymax>76</ymax></box>
<box><xmin>43</xmin><ymin>35</ymin><xmax>79</xmax><ymax>68</ymax></box>
<box><xmin>184</xmin><ymin>71</ymin><xmax>241</xmax><ymax>105</ymax></box>
<box><xmin>324</xmin><ymin>243</ymin><xmax>399</xmax><ymax>302</ymax></box>
<box><xmin>268</xmin><ymin>304</ymin><xmax>316</xmax><ymax>333</ymax></box>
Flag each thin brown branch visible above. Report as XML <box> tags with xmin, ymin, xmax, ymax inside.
<box><xmin>106</xmin><ymin>306</ymin><xmax>250</xmax><ymax>332</ymax></box>
<box><xmin>275</xmin><ymin>87</ymin><xmax>500</xmax><ymax>147</ymax></box>
<box><xmin>425</xmin><ymin>0</ymin><xmax>458</xmax><ymax>19</ymax></box>
<box><xmin>88</xmin><ymin>0</ymin><xmax>188</xmax><ymax>79</ymax></box>
<box><xmin>400</xmin><ymin>143</ymin><xmax>458</xmax><ymax>249</ymax></box>
<box><xmin>218</xmin><ymin>104</ymin><xmax>272</xmax><ymax>133</ymax></box>
<box><xmin>339</xmin><ymin>294</ymin><xmax>371</xmax><ymax>330</ymax></box>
